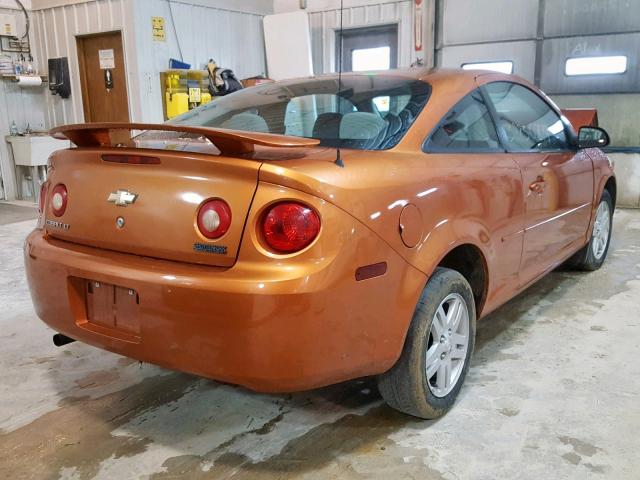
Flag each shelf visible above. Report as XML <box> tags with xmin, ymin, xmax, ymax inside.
<box><xmin>1</xmin><ymin>74</ymin><xmax>48</xmax><ymax>83</ymax></box>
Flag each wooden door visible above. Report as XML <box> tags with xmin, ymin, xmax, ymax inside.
<box><xmin>77</xmin><ymin>31</ymin><xmax>130</xmax><ymax>123</ymax></box>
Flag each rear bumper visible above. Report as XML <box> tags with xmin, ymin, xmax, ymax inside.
<box><xmin>24</xmin><ymin>228</ymin><xmax>426</xmax><ymax>392</ymax></box>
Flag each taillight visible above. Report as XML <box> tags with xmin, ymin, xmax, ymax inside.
<box><xmin>197</xmin><ymin>199</ymin><xmax>232</xmax><ymax>239</ymax></box>
<box><xmin>51</xmin><ymin>184</ymin><xmax>68</xmax><ymax>217</ymax></box>
<box><xmin>262</xmin><ymin>202</ymin><xmax>320</xmax><ymax>253</ymax></box>
<box><xmin>38</xmin><ymin>183</ymin><xmax>47</xmax><ymax>215</ymax></box>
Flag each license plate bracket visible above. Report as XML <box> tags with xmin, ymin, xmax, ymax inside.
<box><xmin>77</xmin><ymin>279</ymin><xmax>141</xmax><ymax>342</ymax></box>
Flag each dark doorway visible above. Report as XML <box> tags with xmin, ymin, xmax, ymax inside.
<box><xmin>336</xmin><ymin>24</ymin><xmax>398</xmax><ymax>72</ymax></box>
<box><xmin>76</xmin><ymin>31</ymin><xmax>130</xmax><ymax>123</ymax></box>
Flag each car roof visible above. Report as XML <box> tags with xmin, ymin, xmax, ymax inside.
<box><xmin>299</xmin><ymin>67</ymin><xmax>517</xmax><ymax>84</ymax></box>
<box><xmin>273</xmin><ymin>68</ymin><xmax>530</xmax><ymax>96</ymax></box>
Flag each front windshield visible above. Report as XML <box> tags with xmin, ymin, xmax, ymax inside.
<box><xmin>169</xmin><ymin>74</ymin><xmax>431</xmax><ymax>150</ymax></box>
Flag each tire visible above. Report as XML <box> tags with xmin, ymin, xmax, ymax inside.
<box><xmin>378</xmin><ymin>267</ymin><xmax>476</xmax><ymax>419</ymax></box>
<box><xmin>568</xmin><ymin>190</ymin><xmax>614</xmax><ymax>271</ymax></box>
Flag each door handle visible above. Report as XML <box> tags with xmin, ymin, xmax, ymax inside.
<box><xmin>529</xmin><ymin>176</ymin><xmax>545</xmax><ymax>194</ymax></box>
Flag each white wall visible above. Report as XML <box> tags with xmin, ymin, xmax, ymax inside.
<box><xmin>0</xmin><ymin>0</ymin><xmax>270</xmax><ymax>199</ymax></box>
<box><xmin>0</xmin><ymin>4</ymin><xmax>44</xmax><ymax>200</ymax></box>
<box><xmin>274</xmin><ymin>0</ymin><xmax>431</xmax><ymax>74</ymax></box>
<box><xmin>31</xmin><ymin>0</ymin><xmax>136</xmax><ymax>126</ymax></box>
<box><xmin>130</xmin><ymin>0</ymin><xmax>268</xmax><ymax>123</ymax></box>
<box><xmin>0</xmin><ymin>0</ymin><xmax>32</xmax><ymax>9</ymax></box>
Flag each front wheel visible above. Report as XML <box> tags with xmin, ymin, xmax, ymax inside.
<box><xmin>377</xmin><ymin>267</ymin><xmax>476</xmax><ymax>419</ymax></box>
<box><xmin>568</xmin><ymin>190</ymin><xmax>613</xmax><ymax>271</ymax></box>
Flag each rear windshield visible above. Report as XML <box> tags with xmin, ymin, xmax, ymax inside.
<box><xmin>169</xmin><ymin>75</ymin><xmax>431</xmax><ymax>150</ymax></box>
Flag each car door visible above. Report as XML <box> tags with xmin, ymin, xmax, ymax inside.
<box><xmin>483</xmin><ymin>82</ymin><xmax>594</xmax><ymax>287</ymax></box>
<box><xmin>423</xmin><ymin>88</ymin><xmax>525</xmax><ymax>308</ymax></box>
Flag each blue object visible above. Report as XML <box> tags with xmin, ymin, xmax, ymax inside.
<box><xmin>169</xmin><ymin>58</ymin><xmax>191</xmax><ymax>70</ymax></box>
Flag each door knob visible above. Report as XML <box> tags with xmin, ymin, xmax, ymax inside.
<box><xmin>529</xmin><ymin>176</ymin><xmax>545</xmax><ymax>194</ymax></box>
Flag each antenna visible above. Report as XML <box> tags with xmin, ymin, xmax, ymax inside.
<box><xmin>334</xmin><ymin>0</ymin><xmax>345</xmax><ymax>167</ymax></box>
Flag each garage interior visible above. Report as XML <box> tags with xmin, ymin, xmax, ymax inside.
<box><xmin>0</xmin><ymin>0</ymin><xmax>638</xmax><ymax>478</ymax></box>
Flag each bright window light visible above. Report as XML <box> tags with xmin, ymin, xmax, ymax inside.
<box><xmin>352</xmin><ymin>46</ymin><xmax>391</xmax><ymax>72</ymax></box>
<box><xmin>461</xmin><ymin>61</ymin><xmax>513</xmax><ymax>74</ymax></box>
<box><xmin>373</xmin><ymin>96</ymin><xmax>390</xmax><ymax>112</ymax></box>
<box><xmin>565</xmin><ymin>56</ymin><xmax>628</xmax><ymax>76</ymax></box>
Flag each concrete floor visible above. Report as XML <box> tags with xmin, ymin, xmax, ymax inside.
<box><xmin>1</xmin><ymin>211</ymin><xmax>639</xmax><ymax>480</ymax></box>
<box><xmin>0</xmin><ymin>202</ymin><xmax>37</xmax><ymax>225</ymax></box>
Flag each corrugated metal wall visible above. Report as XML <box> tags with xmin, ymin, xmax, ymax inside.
<box><xmin>308</xmin><ymin>0</ymin><xmax>413</xmax><ymax>75</ymax></box>
<box><xmin>31</xmin><ymin>0</ymin><xmax>133</xmax><ymax>126</ymax></box>
<box><xmin>131</xmin><ymin>0</ymin><xmax>267</xmax><ymax>123</ymax></box>
<box><xmin>29</xmin><ymin>0</ymin><xmax>267</xmax><ymax>126</ymax></box>
<box><xmin>0</xmin><ymin>6</ymin><xmax>47</xmax><ymax>200</ymax></box>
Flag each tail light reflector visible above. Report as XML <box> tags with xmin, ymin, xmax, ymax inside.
<box><xmin>197</xmin><ymin>199</ymin><xmax>232</xmax><ymax>239</ymax></box>
<box><xmin>262</xmin><ymin>202</ymin><xmax>320</xmax><ymax>253</ymax></box>
<box><xmin>51</xmin><ymin>184</ymin><xmax>68</xmax><ymax>217</ymax></box>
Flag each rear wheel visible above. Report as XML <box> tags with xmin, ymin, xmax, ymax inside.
<box><xmin>378</xmin><ymin>267</ymin><xmax>476</xmax><ymax>419</ymax></box>
<box><xmin>568</xmin><ymin>190</ymin><xmax>613</xmax><ymax>271</ymax></box>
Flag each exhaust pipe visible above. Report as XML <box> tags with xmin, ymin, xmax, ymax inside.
<box><xmin>53</xmin><ymin>333</ymin><xmax>76</xmax><ymax>347</ymax></box>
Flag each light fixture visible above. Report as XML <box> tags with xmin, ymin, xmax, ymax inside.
<box><xmin>461</xmin><ymin>61</ymin><xmax>514</xmax><ymax>74</ymax></box>
<box><xmin>565</xmin><ymin>56</ymin><xmax>628</xmax><ymax>76</ymax></box>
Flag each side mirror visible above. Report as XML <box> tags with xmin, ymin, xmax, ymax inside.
<box><xmin>577</xmin><ymin>126</ymin><xmax>610</xmax><ymax>149</ymax></box>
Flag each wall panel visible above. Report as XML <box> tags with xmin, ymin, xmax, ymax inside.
<box><xmin>553</xmin><ymin>93</ymin><xmax>640</xmax><ymax>147</ymax></box>
<box><xmin>0</xmin><ymin>6</ymin><xmax>46</xmax><ymax>199</ymax></box>
<box><xmin>130</xmin><ymin>0</ymin><xmax>267</xmax><ymax>123</ymax></box>
<box><xmin>544</xmin><ymin>0</ymin><xmax>640</xmax><ymax>37</ymax></box>
<box><xmin>439</xmin><ymin>41</ymin><xmax>537</xmax><ymax>82</ymax></box>
<box><xmin>441</xmin><ymin>0</ymin><xmax>538</xmax><ymax>46</ymax></box>
<box><xmin>308</xmin><ymin>0</ymin><xmax>412</xmax><ymax>75</ymax></box>
<box><xmin>540</xmin><ymin>33</ymin><xmax>640</xmax><ymax>94</ymax></box>
<box><xmin>31</xmin><ymin>0</ymin><xmax>134</xmax><ymax>126</ymax></box>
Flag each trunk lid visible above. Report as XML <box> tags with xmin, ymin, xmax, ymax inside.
<box><xmin>45</xmin><ymin>124</ymin><xmax>321</xmax><ymax>267</ymax></box>
<box><xmin>44</xmin><ymin>147</ymin><xmax>260</xmax><ymax>267</ymax></box>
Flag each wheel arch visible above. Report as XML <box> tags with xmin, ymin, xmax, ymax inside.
<box><xmin>603</xmin><ymin>175</ymin><xmax>617</xmax><ymax>208</ymax></box>
<box><xmin>434</xmin><ymin>243</ymin><xmax>489</xmax><ymax>317</ymax></box>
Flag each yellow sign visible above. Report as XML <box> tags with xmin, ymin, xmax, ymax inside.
<box><xmin>152</xmin><ymin>16</ymin><xmax>165</xmax><ymax>42</ymax></box>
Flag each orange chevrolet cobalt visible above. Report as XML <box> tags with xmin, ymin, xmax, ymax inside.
<box><xmin>25</xmin><ymin>69</ymin><xmax>615</xmax><ymax>418</ymax></box>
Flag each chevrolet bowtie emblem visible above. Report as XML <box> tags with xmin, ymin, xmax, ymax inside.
<box><xmin>107</xmin><ymin>190</ymin><xmax>138</xmax><ymax>206</ymax></box>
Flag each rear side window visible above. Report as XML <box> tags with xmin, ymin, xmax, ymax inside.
<box><xmin>484</xmin><ymin>82</ymin><xmax>569</xmax><ymax>152</ymax></box>
<box><xmin>424</xmin><ymin>89</ymin><xmax>501</xmax><ymax>152</ymax></box>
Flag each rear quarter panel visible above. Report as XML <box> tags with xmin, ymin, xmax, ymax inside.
<box><xmin>260</xmin><ymin>149</ymin><xmax>525</xmax><ymax>317</ymax></box>
<box><xmin>260</xmin><ymin>73</ymin><xmax>526</xmax><ymax>317</ymax></box>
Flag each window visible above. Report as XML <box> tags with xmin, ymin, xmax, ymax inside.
<box><xmin>484</xmin><ymin>82</ymin><xmax>569</xmax><ymax>151</ymax></box>
<box><xmin>169</xmin><ymin>75</ymin><xmax>431</xmax><ymax>151</ymax></box>
<box><xmin>352</xmin><ymin>46</ymin><xmax>391</xmax><ymax>71</ymax></box>
<box><xmin>373</xmin><ymin>96</ymin><xmax>390</xmax><ymax>112</ymax></box>
<box><xmin>565</xmin><ymin>56</ymin><xmax>628</xmax><ymax>76</ymax></box>
<box><xmin>462</xmin><ymin>61</ymin><xmax>514</xmax><ymax>74</ymax></box>
<box><xmin>424</xmin><ymin>89</ymin><xmax>501</xmax><ymax>152</ymax></box>
<box><xmin>284</xmin><ymin>95</ymin><xmax>356</xmax><ymax>137</ymax></box>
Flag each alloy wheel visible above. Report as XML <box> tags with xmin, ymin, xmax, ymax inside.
<box><xmin>425</xmin><ymin>293</ymin><xmax>470</xmax><ymax>397</ymax></box>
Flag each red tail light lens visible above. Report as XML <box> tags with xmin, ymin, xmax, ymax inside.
<box><xmin>262</xmin><ymin>202</ymin><xmax>320</xmax><ymax>253</ymax></box>
<box><xmin>51</xmin><ymin>184</ymin><xmax>68</xmax><ymax>217</ymax></box>
<box><xmin>38</xmin><ymin>183</ymin><xmax>48</xmax><ymax>215</ymax></box>
<box><xmin>197</xmin><ymin>199</ymin><xmax>232</xmax><ymax>239</ymax></box>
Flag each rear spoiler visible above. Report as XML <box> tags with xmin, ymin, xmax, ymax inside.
<box><xmin>50</xmin><ymin>122</ymin><xmax>320</xmax><ymax>156</ymax></box>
